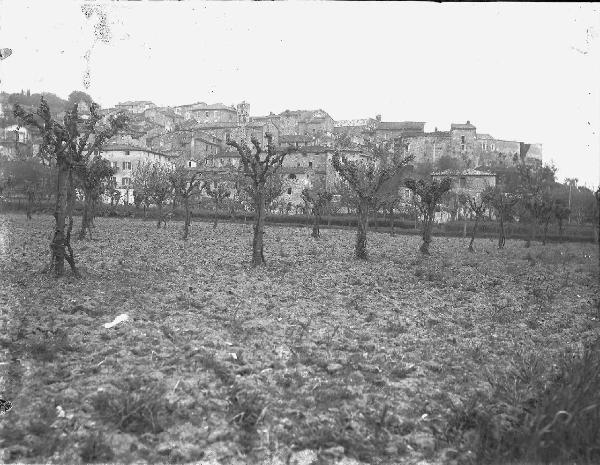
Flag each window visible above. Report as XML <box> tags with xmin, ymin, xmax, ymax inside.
<box><xmin>288</xmin><ymin>174</ymin><xmax>296</xmax><ymax>180</ymax></box>
<box><xmin>491</xmin><ymin>144</ymin><xmax>495</xmax><ymax>151</ymax></box>
<box><xmin>111</xmin><ymin>162</ymin><xmax>118</xmax><ymax>169</ymax></box>
<box><xmin>122</xmin><ymin>177</ymin><xmax>131</xmax><ymax>187</ymax></box>
<box><xmin>205</xmin><ymin>111</ymin><xmax>209</xmax><ymax>117</ymax></box>
<box><xmin>122</xmin><ymin>161</ymin><xmax>131</xmax><ymax>170</ymax></box>
<box><xmin>297</xmin><ymin>162</ymin><xmax>301</xmax><ymax>167</ymax></box>
<box><xmin>188</xmin><ymin>161</ymin><xmax>193</xmax><ymax>168</ymax></box>
<box><xmin>308</xmin><ymin>161</ymin><xmax>313</xmax><ymax>168</ymax></box>
<box><xmin>461</xmin><ymin>144</ymin><xmax>466</xmax><ymax>152</ymax></box>
<box><xmin>459</xmin><ymin>177</ymin><xmax>467</xmax><ymax>188</ymax></box>
<box><xmin>125</xmin><ymin>150</ymin><xmax>130</xmax><ymax>156</ymax></box>
<box><xmin>287</xmin><ymin>188</ymin><xmax>292</xmax><ymax>195</ymax></box>
<box><xmin>461</xmin><ymin>136</ymin><xmax>465</xmax><ymax>144</ymax></box>
<box><xmin>110</xmin><ymin>176</ymin><xmax>117</xmax><ymax>184</ymax></box>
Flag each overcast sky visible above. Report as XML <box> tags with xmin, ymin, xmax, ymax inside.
<box><xmin>0</xmin><ymin>1</ymin><xmax>598</xmax><ymax>187</ymax></box>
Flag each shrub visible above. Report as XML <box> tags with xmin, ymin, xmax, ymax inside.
<box><xmin>445</xmin><ymin>340</ymin><xmax>600</xmax><ymax>464</ymax></box>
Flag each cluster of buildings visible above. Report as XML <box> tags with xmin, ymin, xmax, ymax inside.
<box><xmin>0</xmin><ymin>96</ymin><xmax>542</xmax><ymax>212</ymax></box>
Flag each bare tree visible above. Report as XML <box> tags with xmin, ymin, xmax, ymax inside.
<box><xmin>460</xmin><ymin>193</ymin><xmax>490</xmax><ymax>252</ymax></box>
<box><xmin>227</xmin><ymin>133</ymin><xmax>292</xmax><ymax>266</ymax></box>
<box><xmin>147</xmin><ymin>162</ymin><xmax>173</xmax><ymax>229</ymax></box>
<box><xmin>332</xmin><ymin>143</ymin><xmax>413</xmax><ymax>259</ymax></box>
<box><xmin>205</xmin><ymin>179</ymin><xmax>232</xmax><ymax>229</ymax></box>
<box><xmin>301</xmin><ymin>188</ymin><xmax>333</xmax><ymax>238</ymax></box>
<box><xmin>485</xmin><ymin>187</ymin><xmax>519</xmax><ymax>249</ymax></box>
<box><xmin>169</xmin><ymin>164</ymin><xmax>202</xmax><ymax>239</ymax></box>
<box><xmin>75</xmin><ymin>155</ymin><xmax>115</xmax><ymax>240</ymax></box>
<box><xmin>405</xmin><ymin>178</ymin><xmax>452</xmax><ymax>255</ymax></box>
<box><xmin>14</xmin><ymin>98</ymin><xmax>127</xmax><ymax>276</ymax></box>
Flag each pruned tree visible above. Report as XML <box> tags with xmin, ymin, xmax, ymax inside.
<box><xmin>485</xmin><ymin>186</ymin><xmax>519</xmax><ymax>249</ymax></box>
<box><xmin>132</xmin><ymin>161</ymin><xmax>153</xmax><ymax>219</ymax></box>
<box><xmin>74</xmin><ymin>155</ymin><xmax>115</xmax><ymax>239</ymax></box>
<box><xmin>168</xmin><ymin>164</ymin><xmax>202</xmax><ymax>239</ymax></box>
<box><xmin>516</xmin><ymin>164</ymin><xmax>556</xmax><ymax>248</ymax></box>
<box><xmin>227</xmin><ymin>133</ymin><xmax>292</xmax><ymax>266</ymax></box>
<box><xmin>553</xmin><ymin>200</ymin><xmax>570</xmax><ymax>243</ymax></box>
<box><xmin>460</xmin><ymin>192</ymin><xmax>490</xmax><ymax>252</ymax></box>
<box><xmin>332</xmin><ymin>143</ymin><xmax>413</xmax><ymax>259</ymax></box>
<box><xmin>204</xmin><ymin>179</ymin><xmax>231</xmax><ymax>229</ymax></box>
<box><xmin>14</xmin><ymin>97</ymin><xmax>127</xmax><ymax>276</ymax></box>
<box><xmin>405</xmin><ymin>177</ymin><xmax>452</xmax><ymax>254</ymax></box>
<box><xmin>146</xmin><ymin>162</ymin><xmax>173</xmax><ymax>229</ymax></box>
<box><xmin>540</xmin><ymin>195</ymin><xmax>556</xmax><ymax>246</ymax></box>
<box><xmin>301</xmin><ymin>188</ymin><xmax>333</xmax><ymax>238</ymax></box>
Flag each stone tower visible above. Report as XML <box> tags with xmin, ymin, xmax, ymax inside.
<box><xmin>237</xmin><ymin>101</ymin><xmax>250</xmax><ymax>125</ymax></box>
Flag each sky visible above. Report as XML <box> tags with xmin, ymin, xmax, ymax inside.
<box><xmin>0</xmin><ymin>1</ymin><xmax>599</xmax><ymax>188</ymax></box>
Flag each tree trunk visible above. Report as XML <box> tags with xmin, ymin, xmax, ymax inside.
<box><xmin>558</xmin><ymin>219</ymin><xmax>564</xmax><ymax>243</ymax></box>
<box><xmin>79</xmin><ymin>192</ymin><xmax>94</xmax><ymax>240</ymax></box>
<box><xmin>469</xmin><ymin>216</ymin><xmax>480</xmax><ymax>252</ymax></box>
<box><xmin>498</xmin><ymin>215</ymin><xmax>506</xmax><ymax>249</ymax></box>
<box><xmin>355</xmin><ymin>199</ymin><xmax>369</xmax><ymax>260</ymax></box>
<box><xmin>213</xmin><ymin>201</ymin><xmax>218</xmax><ymax>229</ymax></box>
<box><xmin>26</xmin><ymin>191</ymin><xmax>34</xmax><ymax>220</ymax></box>
<box><xmin>542</xmin><ymin>218</ymin><xmax>550</xmax><ymax>245</ymax></box>
<box><xmin>373</xmin><ymin>208</ymin><xmax>378</xmax><ymax>231</ymax></box>
<box><xmin>49</xmin><ymin>164</ymin><xmax>77</xmax><ymax>276</ymax></box>
<box><xmin>157</xmin><ymin>203</ymin><xmax>163</xmax><ymax>228</ymax></box>
<box><xmin>525</xmin><ymin>220</ymin><xmax>535</xmax><ymax>248</ymax></box>
<box><xmin>183</xmin><ymin>197</ymin><xmax>190</xmax><ymax>240</ymax></box>
<box><xmin>389</xmin><ymin>207</ymin><xmax>395</xmax><ymax>236</ymax></box>
<box><xmin>420</xmin><ymin>210</ymin><xmax>433</xmax><ymax>255</ymax></box>
<box><xmin>463</xmin><ymin>220</ymin><xmax>467</xmax><ymax>238</ymax></box>
<box><xmin>312</xmin><ymin>211</ymin><xmax>320</xmax><ymax>238</ymax></box>
<box><xmin>252</xmin><ymin>190</ymin><xmax>266</xmax><ymax>266</ymax></box>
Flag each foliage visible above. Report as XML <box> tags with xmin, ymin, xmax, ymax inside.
<box><xmin>14</xmin><ymin>97</ymin><xmax>128</xmax><ymax>275</ymax></box>
<box><xmin>301</xmin><ymin>188</ymin><xmax>333</xmax><ymax>238</ymax></box>
<box><xmin>332</xmin><ymin>141</ymin><xmax>413</xmax><ymax>258</ymax></box>
<box><xmin>446</xmin><ymin>340</ymin><xmax>600</xmax><ymax>464</ymax></box>
<box><xmin>405</xmin><ymin>177</ymin><xmax>452</xmax><ymax>254</ymax></box>
<box><xmin>227</xmin><ymin>133</ymin><xmax>292</xmax><ymax>266</ymax></box>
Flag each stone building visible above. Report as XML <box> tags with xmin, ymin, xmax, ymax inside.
<box><xmin>115</xmin><ymin>101</ymin><xmax>156</xmax><ymax>114</ymax></box>
<box><xmin>99</xmin><ymin>144</ymin><xmax>175</xmax><ymax>203</ymax></box>
<box><xmin>277</xmin><ymin>109</ymin><xmax>334</xmax><ymax>136</ymax></box>
<box><xmin>174</xmin><ymin>102</ymin><xmax>238</xmax><ymax>124</ymax></box>
<box><xmin>397</xmin><ymin>121</ymin><xmax>542</xmax><ymax>169</ymax></box>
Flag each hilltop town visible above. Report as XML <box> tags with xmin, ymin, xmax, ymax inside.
<box><xmin>0</xmin><ymin>92</ymin><xmax>543</xmax><ymax>210</ymax></box>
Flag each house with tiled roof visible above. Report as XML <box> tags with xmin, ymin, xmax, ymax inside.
<box><xmin>98</xmin><ymin>143</ymin><xmax>175</xmax><ymax>203</ymax></box>
<box><xmin>115</xmin><ymin>101</ymin><xmax>156</xmax><ymax>114</ymax></box>
<box><xmin>431</xmin><ymin>168</ymin><xmax>496</xmax><ymax>199</ymax></box>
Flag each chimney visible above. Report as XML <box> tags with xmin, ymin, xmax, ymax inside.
<box><xmin>434</xmin><ymin>127</ymin><xmax>438</xmax><ymax>132</ymax></box>
<box><xmin>376</xmin><ymin>115</ymin><xmax>382</xmax><ymax>122</ymax></box>
<box><xmin>467</xmin><ymin>120</ymin><xmax>470</xmax><ymax>125</ymax></box>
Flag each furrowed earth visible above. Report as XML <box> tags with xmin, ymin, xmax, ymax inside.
<box><xmin>0</xmin><ymin>214</ymin><xmax>598</xmax><ymax>464</ymax></box>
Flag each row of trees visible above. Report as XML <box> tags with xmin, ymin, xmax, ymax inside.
<box><xmin>11</xmin><ymin>96</ymin><xmax>600</xmax><ymax>275</ymax></box>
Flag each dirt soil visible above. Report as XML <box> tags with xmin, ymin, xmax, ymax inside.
<box><xmin>0</xmin><ymin>214</ymin><xmax>598</xmax><ymax>465</ymax></box>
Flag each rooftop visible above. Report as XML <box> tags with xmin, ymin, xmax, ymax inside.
<box><xmin>451</xmin><ymin>121</ymin><xmax>477</xmax><ymax>130</ymax></box>
<box><xmin>432</xmin><ymin>168</ymin><xmax>495</xmax><ymax>177</ymax></box>
<box><xmin>101</xmin><ymin>144</ymin><xmax>176</xmax><ymax>158</ymax></box>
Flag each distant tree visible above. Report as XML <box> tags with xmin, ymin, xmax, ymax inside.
<box><xmin>146</xmin><ymin>162</ymin><xmax>172</xmax><ymax>229</ymax></box>
<box><xmin>435</xmin><ymin>155</ymin><xmax>464</xmax><ymax>172</ymax></box>
<box><xmin>14</xmin><ymin>98</ymin><xmax>127</xmax><ymax>276</ymax></box>
<box><xmin>132</xmin><ymin>161</ymin><xmax>153</xmax><ymax>219</ymax></box>
<box><xmin>168</xmin><ymin>164</ymin><xmax>202</xmax><ymax>239</ymax></box>
<box><xmin>74</xmin><ymin>155</ymin><xmax>115</xmax><ymax>239</ymax></box>
<box><xmin>553</xmin><ymin>199</ymin><xmax>570</xmax><ymax>243</ymax></box>
<box><xmin>332</xmin><ymin>142</ymin><xmax>413</xmax><ymax>259</ymax></box>
<box><xmin>1</xmin><ymin>159</ymin><xmax>55</xmax><ymax>218</ymax></box>
<box><xmin>516</xmin><ymin>164</ymin><xmax>556</xmax><ymax>248</ymax></box>
<box><xmin>405</xmin><ymin>177</ymin><xmax>452</xmax><ymax>254</ymax></box>
<box><xmin>301</xmin><ymin>188</ymin><xmax>333</xmax><ymax>238</ymax></box>
<box><xmin>460</xmin><ymin>192</ymin><xmax>491</xmax><ymax>252</ymax></box>
<box><xmin>227</xmin><ymin>133</ymin><xmax>292</xmax><ymax>266</ymax></box>
<box><xmin>68</xmin><ymin>91</ymin><xmax>94</xmax><ymax>107</ymax></box>
<box><xmin>485</xmin><ymin>186</ymin><xmax>519</xmax><ymax>249</ymax></box>
<box><xmin>205</xmin><ymin>179</ymin><xmax>232</xmax><ymax>229</ymax></box>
